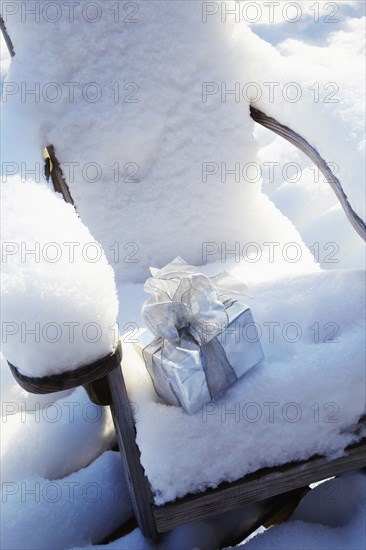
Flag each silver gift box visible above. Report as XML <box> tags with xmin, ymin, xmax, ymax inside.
<box><xmin>134</xmin><ymin>300</ymin><xmax>264</xmax><ymax>415</ymax></box>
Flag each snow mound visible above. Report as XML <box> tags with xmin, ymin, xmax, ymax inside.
<box><xmin>2</xmin><ymin>1</ymin><xmax>317</xmax><ymax>282</ymax></box>
<box><xmin>121</xmin><ymin>268</ymin><xmax>365</xmax><ymax>504</ymax></box>
<box><xmin>1</xmin><ymin>177</ymin><xmax>119</xmax><ymax>377</ymax></box>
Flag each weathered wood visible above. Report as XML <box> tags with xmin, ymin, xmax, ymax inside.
<box><xmin>8</xmin><ymin>342</ymin><xmax>122</xmax><ymax>395</ymax></box>
<box><xmin>84</xmin><ymin>375</ymin><xmax>114</xmax><ymax>406</ymax></box>
<box><xmin>106</xmin><ymin>361</ymin><xmax>365</xmax><ymax>537</ymax></box>
<box><xmin>152</xmin><ymin>438</ymin><xmax>366</xmax><ymax>532</ymax></box>
<box><xmin>0</xmin><ymin>15</ymin><xmax>15</xmax><ymax>57</ymax></box>
<box><xmin>218</xmin><ymin>486</ymin><xmax>310</xmax><ymax>549</ymax></box>
<box><xmin>44</xmin><ymin>145</ymin><xmax>74</xmax><ymax>205</ymax></box>
<box><xmin>107</xmin><ymin>365</ymin><xmax>159</xmax><ymax>541</ymax></box>
<box><xmin>249</xmin><ymin>106</ymin><xmax>366</xmax><ymax>242</ymax></box>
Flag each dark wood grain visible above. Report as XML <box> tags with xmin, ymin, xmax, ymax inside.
<box><xmin>250</xmin><ymin>106</ymin><xmax>366</xmax><ymax>241</ymax></box>
<box><xmin>45</xmin><ymin>145</ymin><xmax>74</xmax><ymax>205</ymax></box>
<box><xmin>8</xmin><ymin>342</ymin><xmax>122</xmax><ymax>395</ymax></box>
<box><xmin>84</xmin><ymin>375</ymin><xmax>114</xmax><ymax>406</ymax></box>
<box><xmin>108</xmin><ymin>365</ymin><xmax>159</xmax><ymax>541</ymax></box>
<box><xmin>0</xmin><ymin>15</ymin><xmax>15</xmax><ymax>57</ymax></box>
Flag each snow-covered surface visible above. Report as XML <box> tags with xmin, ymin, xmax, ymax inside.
<box><xmin>248</xmin><ymin>16</ymin><xmax>366</xmax><ymax>223</ymax></box>
<box><xmin>2</xmin><ymin>0</ymin><xmax>327</xmax><ymax>283</ymax></box>
<box><xmin>120</xmin><ymin>265</ymin><xmax>366</xmax><ymax>504</ymax></box>
<box><xmin>1</xmin><ymin>0</ymin><xmax>365</xmax><ymax>548</ymax></box>
<box><xmin>253</xmin><ymin>10</ymin><xmax>366</xmax><ymax>270</ymax></box>
<box><xmin>2</xmin><ymin>447</ymin><xmax>132</xmax><ymax>550</ymax></box>
<box><xmin>1</xmin><ymin>177</ymin><xmax>119</xmax><ymax>376</ymax></box>
<box><xmin>0</xmin><ymin>352</ymin><xmax>128</xmax><ymax>550</ymax></box>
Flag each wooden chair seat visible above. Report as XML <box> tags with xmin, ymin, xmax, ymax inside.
<box><xmin>95</xmin><ymin>363</ymin><xmax>366</xmax><ymax>541</ymax></box>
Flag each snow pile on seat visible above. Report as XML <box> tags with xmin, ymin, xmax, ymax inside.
<box><xmin>1</xmin><ymin>0</ymin><xmax>316</xmax><ymax>282</ymax></box>
<box><xmin>1</xmin><ymin>177</ymin><xmax>119</xmax><ymax>377</ymax></box>
<box><xmin>120</xmin><ymin>266</ymin><xmax>366</xmax><ymax>504</ymax></box>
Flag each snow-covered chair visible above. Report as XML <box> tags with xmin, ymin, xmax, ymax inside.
<box><xmin>23</xmin><ymin>134</ymin><xmax>364</xmax><ymax>543</ymax></box>
<box><xmin>4</xmin><ymin>134</ymin><xmax>365</xmax><ymax>544</ymax></box>
<box><xmin>2</xmin><ymin>3</ymin><xmax>365</xmax><ymax>543</ymax></box>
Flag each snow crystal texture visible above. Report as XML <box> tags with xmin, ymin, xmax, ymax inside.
<box><xmin>1</xmin><ymin>178</ymin><xmax>119</xmax><ymax>376</ymax></box>
<box><xmin>2</xmin><ymin>1</ymin><xmax>317</xmax><ymax>282</ymax></box>
<box><xmin>121</xmin><ymin>267</ymin><xmax>366</xmax><ymax>504</ymax></box>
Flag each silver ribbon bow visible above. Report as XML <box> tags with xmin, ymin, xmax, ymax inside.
<box><xmin>142</xmin><ymin>257</ymin><xmax>249</xmax><ymax>404</ymax></box>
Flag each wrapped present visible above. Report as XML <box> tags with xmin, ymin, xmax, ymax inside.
<box><xmin>134</xmin><ymin>257</ymin><xmax>264</xmax><ymax>415</ymax></box>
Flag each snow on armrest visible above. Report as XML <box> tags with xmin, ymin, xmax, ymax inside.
<box><xmin>1</xmin><ymin>177</ymin><xmax>119</xmax><ymax>378</ymax></box>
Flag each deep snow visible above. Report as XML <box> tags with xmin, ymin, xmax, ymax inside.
<box><xmin>1</xmin><ymin>1</ymin><xmax>365</xmax><ymax>549</ymax></box>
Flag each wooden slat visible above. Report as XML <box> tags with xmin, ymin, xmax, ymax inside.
<box><xmin>153</xmin><ymin>438</ymin><xmax>366</xmax><ymax>532</ymax></box>
<box><xmin>0</xmin><ymin>15</ymin><xmax>15</xmax><ymax>57</ymax></box>
<box><xmin>7</xmin><ymin>342</ymin><xmax>122</xmax><ymax>396</ymax></box>
<box><xmin>45</xmin><ymin>145</ymin><xmax>74</xmax><ymax>205</ymax></box>
<box><xmin>107</xmin><ymin>365</ymin><xmax>159</xmax><ymax>541</ymax></box>
<box><xmin>250</xmin><ymin>106</ymin><xmax>366</xmax><ymax>242</ymax></box>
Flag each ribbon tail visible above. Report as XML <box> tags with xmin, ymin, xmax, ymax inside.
<box><xmin>200</xmin><ymin>337</ymin><xmax>237</xmax><ymax>399</ymax></box>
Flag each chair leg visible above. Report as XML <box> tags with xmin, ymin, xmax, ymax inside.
<box><xmin>107</xmin><ymin>366</ymin><xmax>159</xmax><ymax>542</ymax></box>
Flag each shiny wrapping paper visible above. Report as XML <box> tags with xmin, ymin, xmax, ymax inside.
<box><xmin>134</xmin><ymin>258</ymin><xmax>264</xmax><ymax>415</ymax></box>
